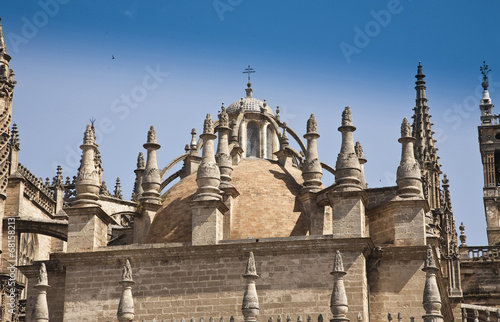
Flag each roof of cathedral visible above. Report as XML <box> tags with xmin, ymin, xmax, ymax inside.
<box><xmin>226</xmin><ymin>83</ymin><xmax>273</xmax><ymax>115</ymax></box>
<box><xmin>146</xmin><ymin>158</ymin><xmax>308</xmax><ymax>243</ymax></box>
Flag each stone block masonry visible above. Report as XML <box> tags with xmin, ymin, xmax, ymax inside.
<box><xmin>52</xmin><ymin>237</ymin><xmax>373</xmax><ymax>322</ymax></box>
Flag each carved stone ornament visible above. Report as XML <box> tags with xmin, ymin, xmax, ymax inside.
<box><xmin>218</xmin><ymin>104</ymin><xmax>229</xmax><ymax>128</ymax></box>
<box><xmin>401</xmin><ymin>117</ymin><xmax>411</xmax><ymax>138</ymax></box>
<box><xmin>333</xmin><ymin>250</ymin><xmax>345</xmax><ymax>272</ymax></box>
<box><xmin>37</xmin><ymin>263</ymin><xmax>48</xmax><ymax>286</ymax></box>
<box><xmin>204</xmin><ymin>114</ymin><xmax>214</xmax><ymax>134</ymax></box>
<box><xmin>137</xmin><ymin>152</ymin><xmax>145</xmax><ymax>169</ymax></box>
<box><xmin>122</xmin><ymin>259</ymin><xmax>133</xmax><ymax>282</ymax></box>
<box><xmin>83</xmin><ymin>124</ymin><xmax>94</xmax><ymax>145</ymax></box>
<box><xmin>307</xmin><ymin>113</ymin><xmax>317</xmax><ymax>133</ymax></box>
<box><xmin>341</xmin><ymin>106</ymin><xmax>352</xmax><ymax>126</ymax></box>
<box><xmin>147</xmin><ymin>126</ymin><xmax>157</xmax><ymax>143</ymax></box>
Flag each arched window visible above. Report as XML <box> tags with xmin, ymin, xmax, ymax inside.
<box><xmin>266</xmin><ymin>125</ymin><xmax>273</xmax><ymax>159</ymax></box>
<box><xmin>246</xmin><ymin>122</ymin><xmax>259</xmax><ymax>157</ymax></box>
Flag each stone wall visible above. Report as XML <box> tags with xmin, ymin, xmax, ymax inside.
<box><xmin>53</xmin><ymin>237</ymin><xmax>373</xmax><ymax>321</ymax></box>
<box><xmin>461</xmin><ymin>260</ymin><xmax>500</xmax><ymax>307</ymax></box>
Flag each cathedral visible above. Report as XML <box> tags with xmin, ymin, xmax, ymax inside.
<box><xmin>0</xmin><ymin>18</ymin><xmax>499</xmax><ymax>322</ymax></box>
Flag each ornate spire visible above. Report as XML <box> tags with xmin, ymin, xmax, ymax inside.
<box><xmin>114</xmin><ymin>177</ymin><xmax>123</xmax><ymax>199</ymax></box>
<box><xmin>141</xmin><ymin>126</ymin><xmax>161</xmax><ymax>203</ymax></box>
<box><xmin>216</xmin><ymin>104</ymin><xmax>233</xmax><ymax>189</ymax></box>
<box><xmin>100</xmin><ymin>180</ymin><xmax>111</xmax><ymax>197</ymax></box>
<box><xmin>53</xmin><ymin>165</ymin><xmax>64</xmax><ymax>187</ymax></box>
<box><xmin>335</xmin><ymin>106</ymin><xmax>362</xmax><ymax>192</ymax></box>
<box><xmin>0</xmin><ymin>26</ymin><xmax>15</xmax><ymax>196</ymax></box>
<box><xmin>0</xmin><ymin>18</ymin><xmax>11</xmax><ymax>62</ymax></box>
<box><xmin>330</xmin><ymin>250</ymin><xmax>349</xmax><ymax>322</ymax></box>
<box><xmin>302</xmin><ymin>114</ymin><xmax>322</xmax><ymax>192</ymax></box>
<box><xmin>242</xmin><ymin>252</ymin><xmax>259</xmax><ymax>322</ymax></box>
<box><xmin>32</xmin><ymin>263</ymin><xmax>50</xmax><ymax>322</ymax></box>
<box><xmin>74</xmin><ymin>124</ymin><xmax>100</xmax><ymax>205</ymax></box>
<box><xmin>422</xmin><ymin>245</ymin><xmax>443</xmax><ymax>322</ymax></box>
<box><xmin>397</xmin><ymin>118</ymin><xmax>423</xmax><ymax>198</ymax></box>
<box><xmin>195</xmin><ymin>114</ymin><xmax>221</xmax><ymax>201</ymax></box>
<box><xmin>117</xmin><ymin>259</ymin><xmax>135</xmax><ymax>322</ymax></box>
<box><xmin>190</xmin><ymin>128</ymin><xmax>198</xmax><ymax>155</ymax></box>
<box><xmin>411</xmin><ymin>62</ymin><xmax>441</xmax><ymax>208</ymax></box>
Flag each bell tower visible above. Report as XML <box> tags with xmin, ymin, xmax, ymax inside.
<box><xmin>477</xmin><ymin>61</ymin><xmax>500</xmax><ymax>245</ymax></box>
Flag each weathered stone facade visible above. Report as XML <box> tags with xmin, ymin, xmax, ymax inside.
<box><xmin>0</xmin><ymin>20</ymin><xmax>498</xmax><ymax>322</ymax></box>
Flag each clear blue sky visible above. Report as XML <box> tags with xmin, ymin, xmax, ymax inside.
<box><xmin>3</xmin><ymin>1</ymin><xmax>500</xmax><ymax>245</ymax></box>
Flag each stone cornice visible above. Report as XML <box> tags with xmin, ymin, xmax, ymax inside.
<box><xmin>51</xmin><ymin>236</ymin><xmax>375</xmax><ymax>266</ymax></box>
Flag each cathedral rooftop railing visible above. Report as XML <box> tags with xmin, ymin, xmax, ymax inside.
<box><xmin>459</xmin><ymin>245</ymin><xmax>500</xmax><ymax>262</ymax></box>
<box><xmin>17</xmin><ymin>163</ymin><xmax>56</xmax><ymax>215</ymax></box>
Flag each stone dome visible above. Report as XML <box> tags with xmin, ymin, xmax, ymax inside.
<box><xmin>146</xmin><ymin>158</ymin><xmax>308</xmax><ymax>243</ymax></box>
<box><xmin>226</xmin><ymin>82</ymin><xmax>274</xmax><ymax>115</ymax></box>
<box><xmin>226</xmin><ymin>96</ymin><xmax>273</xmax><ymax>115</ymax></box>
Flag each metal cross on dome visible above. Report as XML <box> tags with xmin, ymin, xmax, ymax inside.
<box><xmin>243</xmin><ymin>65</ymin><xmax>255</xmax><ymax>82</ymax></box>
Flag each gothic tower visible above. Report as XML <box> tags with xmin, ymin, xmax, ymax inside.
<box><xmin>477</xmin><ymin>61</ymin><xmax>500</xmax><ymax>245</ymax></box>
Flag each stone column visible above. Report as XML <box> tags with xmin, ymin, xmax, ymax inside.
<box><xmin>192</xmin><ymin>114</ymin><xmax>226</xmax><ymax>245</ymax></box>
<box><xmin>216</xmin><ymin>104</ymin><xmax>234</xmax><ymax>189</ymax></box>
<box><xmin>141</xmin><ymin>126</ymin><xmax>161</xmax><ymax>203</ymax></box>
<box><xmin>67</xmin><ymin>125</ymin><xmax>114</xmax><ymax>252</ymax></box>
<box><xmin>330</xmin><ymin>251</ymin><xmax>349</xmax><ymax>322</ymax></box>
<box><xmin>302</xmin><ymin>114</ymin><xmax>322</xmax><ymax>192</ymax></box>
<box><xmin>397</xmin><ymin>118</ymin><xmax>423</xmax><ymax>198</ymax></box>
<box><xmin>328</xmin><ymin>107</ymin><xmax>366</xmax><ymax>238</ymax></box>
<box><xmin>31</xmin><ymin>263</ymin><xmax>50</xmax><ymax>322</ymax></box>
<box><xmin>242</xmin><ymin>252</ymin><xmax>259</xmax><ymax>322</ymax></box>
<box><xmin>117</xmin><ymin>259</ymin><xmax>135</xmax><ymax>322</ymax></box>
<box><xmin>422</xmin><ymin>245</ymin><xmax>443</xmax><ymax>322</ymax></box>
<box><xmin>300</xmin><ymin>114</ymin><xmax>328</xmax><ymax>235</ymax></box>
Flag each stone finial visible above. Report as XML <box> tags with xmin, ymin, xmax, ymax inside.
<box><xmin>330</xmin><ymin>250</ymin><xmax>349</xmax><ymax>322</ymax></box>
<box><xmin>190</xmin><ymin>128</ymin><xmax>198</xmax><ymax>152</ymax></box>
<box><xmin>302</xmin><ymin>114</ymin><xmax>322</xmax><ymax>192</ymax></box>
<box><xmin>422</xmin><ymin>245</ymin><xmax>443</xmax><ymax>322</ymax></box>
<box><xmin>307</xmin><ymin>113</ymin><xmax>317</xmax><ymax>134</ymax></box>
<box><xmin>53</xmin><ymin>165</ymin><xmax>64</xmax><ymax>186</ymax></box>
<box><xmin>335</xmin><ymin>107</ymin><xmax>362</xmax><ymax>192</ymax></box>
<box><xmin>342</xmin><ymin>106</ymin><xmax>352</xmax><ymax>126</ymax></box>
<box><xmin>218</xmin><ymin>103</ymin><xmax>229</xmax><ymax>128</ymax></box>
<box><xmin>242</xmin><ymin>252</ymin><xmax>259</xmax><ymax>322</ymax></box>
<box><xmin>357</xmin><ymin>312</ymin><xmax>362</xmax><ymax>321</ymax></box>
<box><xmin>354</xmin><ymin>142</ymin><xmax>363</xmax><ymax>159</ymax></box>
<box><xmin>401</xmin><ymin>117</ymin><xmax>411</xmax><ymax>138</ymax></box>
<box><xmin>239</xmin><ymin>98</ymin><xmax>244</xmax><ymax>113</ymax></box>
<box><xmin>276</xmin><ymin>105</ymin><xmax>280</xmax><ymax>121</ymax></box>
<box><xmin>74</xmin><ymin>124</ymin><xmax>100</xmax><ymax>205</ymax></box>
<box><xmin>147</xmin><ymin>126</ymin><xmax>157</xmax><ymax>143</ymax></box>
<box><xmin>100</xmin><ymin>181</ymin><xmax>111</xmax><ymax>196</ymax></box>
<box><xmin>137</xmin><ymin>152</ymin><xmax>145</xmax><ymax>169</ymax></box>
<box><xmin>32</xmin><ymin>263</ymin><xmax>50</xmax><ymax>322</ymax></box>
<box><xmin>396</xmin><ymin>118</ymin><xmax>423</xmax><ymax>198</ymax></box>
<box><xmin>114</xmin><ymin>178</ymin><xmax>123</xmax><ymax>199</ymax></box>
<box><xmin>204</xmin><ymin>114</ymin><xmax>214</xmax><ymax>134</ymax></box>
<box><xmin>459</xmin><ymin>222</ymin><xmax>466</xmax><ymax>246</ymax></box>
<box><xmin>281</xmin><ymin>126</ymin><xmax>289</xmax><ymax>148</ymax></box>
<box><xmin>117</xmin><ymin>259</ymin><xmax>135</xmax><ymax>322</ymax></box>
<box><xmin>195</xmin><ymin>114</ymin><xmax>221</xmax><ymax>201</ymax></box>
<box><xmin>387</xmin><ymin>313</ymin><xmax>393</xmax><ymax>322</ymax></box>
